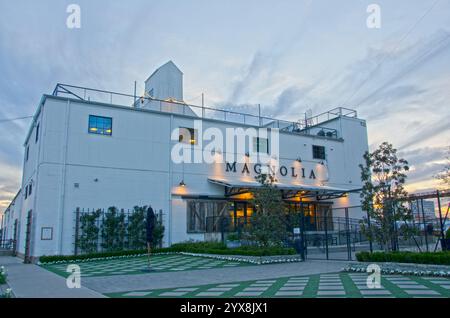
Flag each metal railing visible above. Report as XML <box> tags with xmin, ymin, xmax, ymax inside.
<box><xmin>51</xmin><ymin>84</ymin><xmax>360</xmax><ymax>140</ymax></box>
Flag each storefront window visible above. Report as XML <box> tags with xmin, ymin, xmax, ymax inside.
<box><xmin>187</xmin><ymin>201</ymin><xmax>227</xmax><ymax>233</ymax></box>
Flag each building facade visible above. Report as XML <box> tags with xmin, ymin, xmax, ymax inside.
<box><xmin>1</xmin><ymin>62</ymin><xmax>369</xmax><ymax>259</ymax></box>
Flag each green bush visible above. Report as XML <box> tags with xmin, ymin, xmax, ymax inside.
<box><xmin>0</xmin><ymin>272</ymin><xmax>6</xmax><ymax>284</ymax></box>
<box><xmin>356</xmin><ymin>251</ymin><xmax>450</xmax><ymax>265</ymax></box>
<box><xmin>40</xmin><ymin>241</ymin><xmax>296</xmax><ymax>263</ymax></box>
<box><xmin>446</xmin><ymin>228</ymin><xmax>450</xmax><ymax>239</ymax></box>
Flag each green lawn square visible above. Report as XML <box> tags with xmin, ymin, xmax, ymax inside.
<box><xmin>106</xmin><ymin>273</ymin><xmax>450</xmax><ymax>298</ymax></box>
<box><xmin>41</xmin><ymin>254</ymin><xmax>252</xmax><ymax>278</ymax></box>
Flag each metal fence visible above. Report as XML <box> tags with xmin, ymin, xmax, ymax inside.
<box><xmin>206</xmin><ymin>202</ymin><xmax>449</xmax><ymax>261</ymax></box>
<box><xmin>73</xmin><ymin>207</ymin><xmax>165</xmax><ymax>255</ymax></box>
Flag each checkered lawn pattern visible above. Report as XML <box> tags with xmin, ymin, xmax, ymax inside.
<box><xmin>106</xmin><ymin>273</ymin><xmax>450</xmax><ymax>298</ymax></box>
<box><xmin>41</xmin><ymin>255</ymin><xmax>251</xmax><ymax>278</ymax></box>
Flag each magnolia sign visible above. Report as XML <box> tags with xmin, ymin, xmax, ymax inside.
<box><xmin>225</xmin><ymin>162</ymin><xmax>318</xmax><ymax>180</ymax></box>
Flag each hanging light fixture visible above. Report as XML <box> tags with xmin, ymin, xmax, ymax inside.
<box><xmin>179</xmin><ymin>180</ymin><xmax>186</xmax><ymax>187</ymax></box>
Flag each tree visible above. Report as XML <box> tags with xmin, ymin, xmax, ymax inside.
<box><xmin>434</xmin><ymin>146</ymin><xmax>450</xmax><ymax>187</ymax></box>
<box><xmin>247</xmin><ymin>173</ymin><xmax>288</xmax><ymax>247</ymax></box>
<box><xmin>359</xmin><ymin>142</ymin><xmax>414</xmax><ymax>251</ymax></box>
<box><xmin>127</xmin><ymin>206</ymin><xmax>147</xmax><ymax>250</ymax></box>
<box><xmin>78</xmin><ymin>209</ymin><xmax>101</xmax><ymax>253</ymax></box>
<box><xmin>101</xmin><ymin>207</ymin><xmax>126</xmax><ymax>251</ymax></box>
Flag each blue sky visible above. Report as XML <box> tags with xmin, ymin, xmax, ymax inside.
<box><xmin>0</xmin><ymin>0</ymin><xmax>449</xmax><ymax>213</ymax></box>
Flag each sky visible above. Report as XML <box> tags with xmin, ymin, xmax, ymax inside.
<box><xmin>0</xmin><ymin>0</ymin><xmax>449</xmax><ymax>214</ymax></box>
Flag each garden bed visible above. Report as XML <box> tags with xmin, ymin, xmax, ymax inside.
<box><xmin>39</xmin><ymin>242</ymin><xmax>297</xmax><ymax>265</ymax></box>
<box><xmin>343</xmin><ymin>261</ymin><xmax>450</xmax><ymax>278</ymax></box>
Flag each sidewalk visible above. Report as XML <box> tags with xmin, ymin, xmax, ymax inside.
<box><xmin>83</xmin><ymin>259</ymin><xmax>347</xmax><ymax>294</ymax></box>
<box><xmin>0</xmin><ymin>256</ymin><xmax>104</xmax><ymax>298</ymax></box>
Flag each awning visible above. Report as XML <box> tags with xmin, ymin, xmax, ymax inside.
<box><xmin>207</xmin><ymin>178</ymin><xmax>360</xmax><ymax>199</ymax></box>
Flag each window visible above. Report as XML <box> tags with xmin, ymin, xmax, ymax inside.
<box><xmin>25</xmin><ymin>145</ymin><xmax>29</xmax><ymax>162</ymax></box>
<box><xmin>312</xmin><ymin>145</ymin><xmax>326</xmax><ymax>160</ymax></box>
<box><xmin>28</xmin><ymin>183</ymin><xmax>32</xmax><ymax>196</ymax></box>
<box><xmin>88</xmin><ymin>115</ymin><xmax>112</xmax><ymax>136</ymax></box>
<box><xmin>35</xmin><ymin>123</ymin><xmax>40</xmax><ymax>143</ymax></box>
<box><xmin>24</xmin><ymin>185</ymin><xmax>28</xmax><ymax>200</ymax></box>
<box><xmin>187</xmin><ymin>201</ymin><xmax>227</xmax><ymax>233</ymax></box>
<box><xmin>253</xmin><ymin>137</ymin><xmax>269</xmax><ymax>153</ymax></box>
<box><xmin>178</xmin><ymin>127</ymin><xmax>197</xmax><ymax>145</ymax></box>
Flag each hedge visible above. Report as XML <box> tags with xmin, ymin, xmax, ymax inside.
<box><xmin>356</xmin><ymin>251</ymin><xmax>450</xmax><ymax>265</ymax></box>
<box><xmin>39</xmin><ymin>241</ymin><xmax>296</xmax><ymax>263</ymax></box>
<box><xmin>0</xmin><ymin>272</ymin><xmax>5</xmax><ymax>285</ymax></box>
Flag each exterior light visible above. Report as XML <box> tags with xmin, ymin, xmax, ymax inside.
<box><xmin>179</xmin><ymin>180</ymin><xmax>186</xmax><ymax>187</ymax></box>
<box><xmin>245</xmin><ymin>152</ymin><xmax>250</xmax><ymax>157</ymax></box>
<box><xmin>296</xmin><ymin>157</ymin><xmax>302</xmax><ymax>163</ymax></box>
<box><xmin>320</xmin><ymin>161</ymin><xmax>325</xmax><ymax>165</ymax></box>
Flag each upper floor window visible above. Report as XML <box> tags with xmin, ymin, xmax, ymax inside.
<box><xmin>35</xmin><ymin>123</ymin><xmax>40</xmax><ymax>143</ymax></box>
<box><xmin>178</xmin><ymin>127</ymin><xmax>197</xmax><ymax>145</ymax></box>
<box><xmin>312</xmin><ymin>145</ymin><xmax>326</xmax><ymax>160</ymax></box>
<box><xmin>88</xmin><ymin>115</ymin><xmax>112</xmax><ymax>136</ymax></box>
<box><xmin>253</xmin><ymin>137</ymin><xmax>269</xmax><ymax>154</ymax></box>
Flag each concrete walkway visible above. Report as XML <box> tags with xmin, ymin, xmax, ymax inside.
<box><xmin>83</xmin><ymin>259</ymin><xmax>347</xmax><ymax>294</ymax></box>
<box><xmin>0</xmin><ymin>256</ymin><xmax>104</xmax><ymax>298</ymax></box>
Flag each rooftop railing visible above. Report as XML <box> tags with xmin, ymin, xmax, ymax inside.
<box><xmin>52</xmin><ymin>83</ymin><xmax>359</xmax><ymax>140</ymax></box>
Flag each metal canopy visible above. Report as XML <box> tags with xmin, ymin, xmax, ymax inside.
<box><xmin>207</xmin><ymin>178</ymin><xmax>359</xmax><ymax>200</ymax></box>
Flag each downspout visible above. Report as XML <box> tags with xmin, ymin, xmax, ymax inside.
<box><xmin>168</xmin><ymin>114</ymin><xmax>174</xmax><ymax>246</ymax></box>
<box><xmin>57</xmin><ymin>100</ymin><xmax>71</xmax><ymax>254</ymax></box>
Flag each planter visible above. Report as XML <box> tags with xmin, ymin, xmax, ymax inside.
<box><xmin>440</xmin><ymin>238</ymin><xmax>450</xmax><ymax>251</ymax></box>
<box><xmin>226</xmin><ymin>241</ymin><xmax>241</xmax><ymax>248</ymax></box>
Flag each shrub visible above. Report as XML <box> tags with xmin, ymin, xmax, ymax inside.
<box><xmin>356</xmin><ymin>251</ymin><xmax>450</xmax><ymax>265</ymax></box>
<box><xmin>446</xmin><ymin>228</ymin><xmax>450</xmax><ymax>239</ymax></box>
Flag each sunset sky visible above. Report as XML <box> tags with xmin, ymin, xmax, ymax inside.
<box><xmin>0</xmin><ymin>0</ymin><xmax>449</xmax><ymax>214</ymax></box>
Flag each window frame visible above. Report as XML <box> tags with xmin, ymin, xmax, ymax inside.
<box><xmin>312</xmin><ymin>145</ymin><xmax>326</xmax><ymax>160</ymax></box>
<box><xmin>253</xmin><ymin>137</ymin><xmax>269</xmax><ymax>154</ymax></box>
<box><xmin>88</xmin><ymin>115</ymin><xmax>113</xmax><ymax>136</ymax></box>
<box><xmin>178</xmin><ymin>127</ymin><xmax>198</xmax><ymax>145</ymax></box>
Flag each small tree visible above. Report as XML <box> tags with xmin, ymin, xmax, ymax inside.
<box><xmin>247</xmin><ymin>173</ymin><xmax>288</xmax><ymax>247</ymax></box>
<box><xmin>127</xmin><ymin>206</ymin><xmax>147</xmax><ymax>250</ymax></box>
<box><xmin>78</xmin><ymin>209</ymin><xmax>101</xmax><ymax>253</ymax></box>
<box><xmin>359</xmin><ymin>142</ymin><xmax>414</xmax><ymax>251</ymax></box>
<box><xmin>434</xmin><ymin>146</ymin><xmax>450</xmax><ymax>187</ymax></box>
<box><xmin>101</xmin><ymin>207</ymin><xmax>126</xmax><ymax>251</ymax></box>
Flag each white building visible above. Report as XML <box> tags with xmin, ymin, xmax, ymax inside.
<box><xmin>411</xmin><ymin>200</ymin><xmax>436</xmax><ymax>222</ymax></box>
<box><xmin>1</xmin><ymin>61</ymin><xmax>369</xmax><ymax>261</ymax></box>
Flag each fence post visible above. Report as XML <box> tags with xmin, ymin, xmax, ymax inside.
<box><xmin>437</xmin><ymin>190</ymin><xmax>445</xmax><ymax>243</ymax></box>
<box><xmin>74</xmin><ymin>207</ymin><xmax>80</xmax><ymax>256</ymax></box>
<box><xmin>420</xmin><ymin>199</ymin><xmax>429</xmax><ymax>252</ymax></box>
<box><xmin>324</xmin><ymin>208</ymin><xmax>329</xmax><ymax>260</ymax></box>
<box><xmin>345</xmin><ymin>208</ymin><xmax>351</xmax><ymax>260</ymax></box>
<box><xmin>366</xmin><ymin>210</ymin><xmax>373</xmax><ymax>253</ymax></box>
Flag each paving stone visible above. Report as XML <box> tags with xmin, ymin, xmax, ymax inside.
<box><xmin>174</xmin><ymin>287</ymin><xmax>198</xmax><ymax>292</ymax></box>
<box><xmin>235</xmin><ymin>291</ymin><xmax>263</xmax><ymax>297</ymax></box>
<box><xmin>123</xmin><ymin>291</ymin><xmax>152</xmax><ymax>297</ymax></box>
<box><xmin>256</xmin><ymin>280</ymin><xmax>276</xmax><ymax>283</ymax></box>
<box><xmin>396</xmin><ymin>285</ymin><xmax>428</xmax><ymax>289</ymax></box>
<box><xmin>318</xmin><ymin>285</ymin><xmax>344</xmax><ymax>290</ymax></box>
<box><xmin>196</xmin><ymin>291</ymin><xmax>225</xmax><ymax>297</ymax></box>
<box><xmin>207</xmin><ymin>287</ymin><xmax>233</xmax><ymax>292</ymax></box>
<box><xmin>360</xmin><ymin>290</ymin><xmax>392</xmax><ymax>295</ymax></box>
<box><xmin>217</xmin><ymin>284</ymin><xmax>240</xmax><ymax>288</ymax></box>
<box><xmin>275</xmin><ymin>291</ymin><xmax>303</xmax><ymax>296</ymax></box>
<box><xmin>159</xmin><ymin>291</ymin><xmax>188</xmax><ymax>297</ymax></box>
<box><xmin>404</xmin><ymin>290</ymin><xmax>439</xmax><ymax>295</ymax></box>
<box><xmin>279</xmin><ymin>287</ymin><xmax>304</xmax><ymax>291</ymax></box>
<box><xmin>317</xmin><ymin>290</ymin><xmax>346</xmax><ymax>296</ymax></box>
<box><xmin>243</xmin><ymin>287</ymin><xmax>268</xmax><ymax>292</ymax></box>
